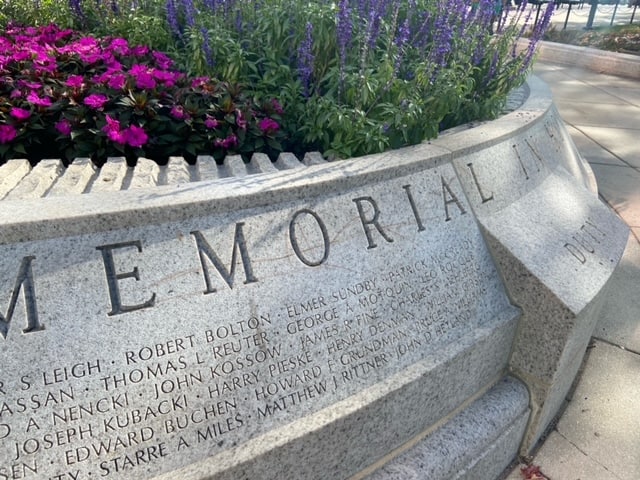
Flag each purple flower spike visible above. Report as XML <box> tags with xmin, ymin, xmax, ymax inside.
<box><xmin>337</xmin><ymin>0</ymin><xmax>352</xmax><ymax>70</ymax></box>
<box><xmin>297</xmin><ymin>22</ymin><xmax>315</xmax><ymax>98</ymax></box>
<box><xmin>166</xmin><ymin>0</ymin><xmax>181</xmax><ymax>38</ymax></box>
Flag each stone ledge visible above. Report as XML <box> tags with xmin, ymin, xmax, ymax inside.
<box><xmin>524</xmin><ymin>39</ymin><xmax>640</xmax><ymax>79</ymax></box>
<box><xmin>0</xmin><ymin>75</ymin><xmax>592</xmax><ymax>245</ymax></box>
<box><xmin>362</xmin><ymin>376</ymin><xmax>530</xmax><ymax>480</ymax></box>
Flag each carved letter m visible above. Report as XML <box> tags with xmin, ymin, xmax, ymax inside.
<box><xmin>191</xmin><ymin>223</ymin><xmax>258</xmax><ymax>294</ymax></box>
<box><xmin>0</xmin><ymin>256</ymin><xmax>44</xmax><ymax>339</ymax></box>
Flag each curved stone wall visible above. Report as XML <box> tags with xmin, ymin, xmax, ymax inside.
<box><xmin>0</xmin><ymin>76</ymin><xmax>627</xmax><ymax>480</ymax></box>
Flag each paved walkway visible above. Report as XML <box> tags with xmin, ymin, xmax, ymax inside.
<box><xmin>503</xmin><ymin>49</ymin><xmax>640</xmax><ymax>479</ymax></box>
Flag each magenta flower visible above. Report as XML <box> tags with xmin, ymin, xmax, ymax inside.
<box><xmin>81</xmin><ymin>53</ymin><xmax>102</xmax><ymax>64</ymax></box>
<box><xmin>77</xmin><ymin>37</ymin><xmax>99</xmax><ymax>49</ymax></box>
<box><xmin>135</xmin><ymin>71</ymin><xmax>156</xmax><ymax>90</ymax></box>
<box><xmin>26</xmin><ymin>91</ymin><xmax>52</xmax><ymax>107</ymax></box>
<box><xmin>0</xmin><ymin>125</ymin><xmax>17</xmax><ymax>144</ymax></box>
<box><xmin>130</xmin><ymin>45</ymin><xmax>149</xmax><ymax>56</ymax></box>
<box><xmin>105</xmin><ymin>128</ymin><xmax>126</xmax><ymax>144</ymax></box>
<box><xmin>215</xmin><ymin>134</ymin><xmax>238</xmax><ymax>149</ymax></box>
<box><xmin>170</xmin><ymin>105</ymin><xmax>188</xmax><ymax>120</ymax></box>
<box><xmin>104</xmin><ymin>59</ymin><xmax>122</xmax><ymax>71</ymax></box>
<box><xmin>271</xmin><ymin>99</ymin><xmax>284</xmax><ymax>115</ymax></box>
<box><xmin>107</xmin><ymin>74</ymin><xmax>127</xmax><ymax>90</ymax></box>
<box><xmin>153</xmin><ymin>69</ymin><xmax>181</xmax><ymax>87</ymax></box>
<box><xmin>123</xmin><ymin>125</ymin><xmax>148</xmax><ymax>148</ymax></box>
<box><xmin>84</xmin><ymin>93</ymin><xmax>109</xmax><ymax>109</ymax></box>
<box><xmin>259</xmin><ymin>118</ymin><xmax>280</xmax><ymax>134</ymax></box>
<box><xmin>152</xmin><ymin>51</ymin><xmax>173</xmax><ymax>69</ymax></box>
<box><xmin>102</xmin><ymin>115</ymin><xmax>125</xmax><ymax>144</ymax></box>
<box><xmin>103</xmin><ymin>115</ymin><xmax>120</xmax><ymax>131</ymax></box>
<box><xmin>19</xmin><ymin>80</ymin><xmax>42</xmax><ymax>90</ymax></box>
<box><xmin>129</xmin><ymin>64</ymin><xmax>147</xmax><ymax>76</ymax></box>
<box><xmin>12</xmin><ymin>50</ymin><xmax>31</xmax><ymax>62</ymax></box>
<box><xmin>204</xmin><ymin>116</ymin><xmax>219</xmax><ymax>129</ymax></box>
<box><xmin>10</xmin><ymin>107</ymin><xmax>31</xmax><ymax>121</ymax></box>
<box><xmin>66</xmin><ymin>75</ymin><xmax>84</xmax><ymax>89</ymax></box>
<box><xmin>55</xmin><ymin>119</ymin><xmax>72</xmax><ymax>136</ymax></box>
<box><xmin>191</xmin><ymin>77</ymin><xmax>210</xmax><ymax>89</ymax></box>
<box><xmin>108</xmin><ymin>38</ymin><xmax>129</xmax><ymax>56</ymax></box>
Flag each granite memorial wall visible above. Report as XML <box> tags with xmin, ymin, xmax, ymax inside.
<box><xmin>0</xmin><ymin>76</ymin><xmax>628</xmax><ymax>480</ymax></box>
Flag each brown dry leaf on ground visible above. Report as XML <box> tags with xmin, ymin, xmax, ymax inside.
<box><xmin>544</xmin><ymin>24</ymin><xmax>640</xmax><ymax>55</ymax></box>
<box><xmin>520</xmin><ymin>464</ymin><xmax>550</xmax><ymax>480</ymax></box>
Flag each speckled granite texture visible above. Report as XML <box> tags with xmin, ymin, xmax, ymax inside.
<box><xmin>0</xmin><ymin>76</ymin><xmax>626</xmax><ymax>479</ymax></box>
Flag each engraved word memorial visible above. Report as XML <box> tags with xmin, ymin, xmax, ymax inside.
<box><xmin>0</xmin><ymin>77</ymin><xmax>628</xmax><ymax>480</ymax></box>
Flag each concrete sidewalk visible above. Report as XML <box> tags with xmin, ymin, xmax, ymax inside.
<box><xmin>503</xmin><ymin>48</ymin><xmax>640</xmax><ymax>479</ymax></box>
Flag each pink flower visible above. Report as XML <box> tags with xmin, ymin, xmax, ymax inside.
<box><xmin>19</xmin><ymin>80</ymin><xmax>42</xmax><ymax>90</ymax></box>
<box><xmin>26</xmin><ymin>91</ymin><xmax>52</xmax><ymax>107</ymax></box>
<box><xmin>152</xmin><ymin>51</ymin><xmax>173</xmax><ymax>69</ymax></box>
<box><xmin>104</xmin><ymin>59</ymin><xmax>122</xmax><ymax>71</ymax></box>
<box><xmin>84</xmin><ymin>93</ymin><xmax>109</xmax><ymax>109</ymax></box>
<box><xmin>106</xmin><ymin>128</ymin><xmax>126</xmax><ymax>144</ymax></box>
<box><xmin>129</xmin><ymin>64</ymin><xmax>147</xmax><ymax>76</ymax></box>
<box><xmin>66</xmin><ymin>75</ymin><xmax>84</xmax><ymax>89</ymax></box>
<box><xmin>153</xmin><ymin>69</ymin><xmax>181</xmax><ymax>87</ymax></box>
<box><xmin>107</xmin><ymin>74</ymin><xmax>127</xmax><ymax>90</ymax></box>
<box><xmin>108</xmin><ymin>38</ymin><xmax>129</xmax><ymax>56</ymax></box>
<box><xmin>215</xmin><ymin>134</ymin><xmax>238</xmax><ymax>149</ymax></box>
<box><xmin>130</xmin><ymin>45</ymin><xmax>149</xmax><ymax>56</ymax></box>
<box><xmin>10</xmin><ymin>107</ymin><xmax>31</xmax><ymax>121</ymax></box>
<box><xmin>170</xmin><ymin>105</ymin><xmax>188</xmax><ymax>120</ymax></box>
<box><xmin>55</xmin><ymin>119</ymin><xmax>72</xmax><ymax>136</ymax></box>
<box><xmin>259</xmin><ymin>118</ymin><xmax>280</xmax><ymax>134</ymax></box>
<box><xmin>191</xmin><ymin>77</ymin><xmax>210</xmax><ymax>89</ymax></box>
<box><xmin>0</xmin><ymin>125</ymin><xmax>17</xmax><ymax>144</ymax></box>
<box><xmin>204</xmin><ymin>116</ymin><xmax>219</xmax><ymax>129</ymax></box>
<box><xmin>77</xmin><ymin>37</ymin><xmax>99</xmax><ymax>49</ymax></box>
<box><xmin>271</xmin><ymin>99</ymin><xmax>284</xmax><ymax>115</ymax></box>
<box><xmin>102</xmin><ymin>115</ymin><xmax>125</xmax><ymax>144</ymax></box>
<box><xmin>103</xmin><ymin>115</ymin><xmax>120</xmax><ymax>131</ymax></box>
<box><xmin>11</xmin><ymin>50</ymin><xmax>31</xmax><ymax>62</ymax></box>
<box><xmin>135</xmin><ymin>71</ymin><xmax>156</xmax><ymax>90</ymax></box>
<box><xmin>80</xmin><ymin>53</ymin><xmax>102</xmax><ymax>64</ymax></box>
<box><xmin>123</xmin><ymin>125</ymin><xmax>148</xmax><ymax>148</ymax></box>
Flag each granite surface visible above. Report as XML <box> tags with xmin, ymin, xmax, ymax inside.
<box><xmin>0</xmin><ymin>163</ymin><xmax>517</xmax><ymax>479</ymax></box>
<box><xmin>363</xmin><ymin>377</ymin><xmax>529</xmax><ymax>480</ymax></box>
<box><xmin>0</xmin><ymin>75</ymin><xmax>627</xmax><ymax>479</ymax></box>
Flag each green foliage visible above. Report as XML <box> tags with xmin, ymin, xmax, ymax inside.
<box><xmin>0</xmin><ymin>0</ymin><xmax>74</xmax><ymax>28</ymax></box>
<box><xmin>0</xmin><ymin>0</ymin><xmax>552</xmax><ymax>163</ymax></box>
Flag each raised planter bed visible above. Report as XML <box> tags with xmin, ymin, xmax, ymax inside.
<box><xmin>0</xmin><ymin>76</ymin><xmax>627</xmax><ymax>480</ymax></box>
